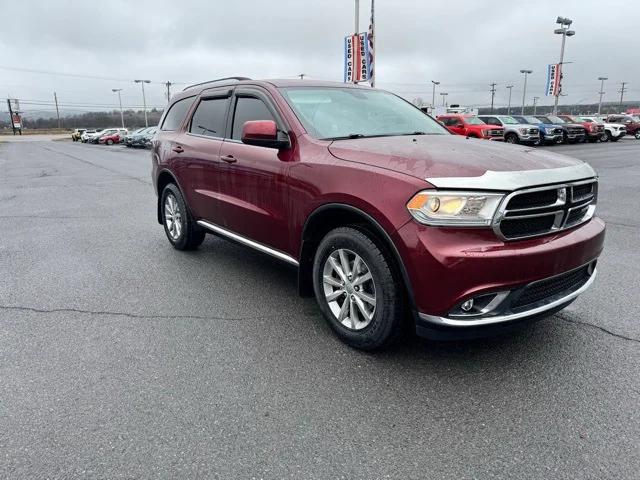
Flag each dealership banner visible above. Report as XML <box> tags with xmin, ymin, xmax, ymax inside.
<box><xmin>344</xmin><ymin>33</ymin><xmax>371</xmax><ymax>83</ymax></box>
<box><xmin>545</xmin><ymin>63</ymin><xmax>562</xmax><ymax>96</ymax></box>
<box><xmin>12</xmin><ymin>113</ymin><xmax>22</xmax><ymax>129</ymax></box>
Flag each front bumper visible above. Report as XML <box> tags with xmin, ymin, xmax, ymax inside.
<box><xmin>542</xmin><ymin>133</ymin><xmax>563</xmax><ymax>143</ymax></box>
<box><xmin>392</xmin><ymin>217</ymin><xmax>605</xmax><ymax>338</ymax></box>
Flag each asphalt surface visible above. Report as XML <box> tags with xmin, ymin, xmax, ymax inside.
<box><xmin>1</xmin><ymin>138</ymin><xmax>638</xmax><ymax>479</ymax></box>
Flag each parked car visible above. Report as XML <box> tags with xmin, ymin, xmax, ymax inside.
<box><xmin>124</xmin><ymin>127</ymin><xmax>151</xmax><ymax>147</ymax></box>
<box><xmin>71</xmin><ymin>128</ymin><xmax>87</xmax><ymax>141</ymax></box>
<box><xmin>558</xmin><ymin>115</ymin><xmax>604</xmax><ymax>143</ymax></box>
<box><xmin>477</xmin><ymin>115</ymin><xmax>540</xmax><ymax>145</ymax></box>
<box><xmin>92</xmin><ymin>128</ymin><xmax>123</xmax><ymax>144</ymax></box>
<box><xmin>437</xmin><ymin>114</ymin><xmax>504</xmax><ymax>140</ymax></box>
<box><xmin>128</xmin><ymin>127</ymin><xmax>157</xmax><ymax>148</ymax></box>
<box><xmin>98</xmin><ymin>129</ymin><xmax>128</xmax><ymax>145</ymax></box>
<box><xmin>140</xmin><ymin>127</ymin><xmax>157</xmax><ymax>148</ymax></box>
<box><xmin>605</xmin><ymin>115</ymin><xmax>640</xmax><ymax>139</ymax></box>
<box><xmin>535</xmin><ymin>115</ymin><xmax>586</xmax><ymax>143</ymax></box>
<box><xmin>581</xmin><ymin>116</ymin><xmax>626</xmax><ymax>142</ymax></box>
<box><xmin>151</xmin><ymin>78</ymin><xmax>604</xmax><ymax>350</ymax></box>
<box><xmin>81</xmin><ymin>129</ymin><xmax>101</xmax><ymax>143</ymax></box>
<box><xmin>511</xmin><ymin>115</ymin><xmax>563</xmax><ymax>145</ymax></box>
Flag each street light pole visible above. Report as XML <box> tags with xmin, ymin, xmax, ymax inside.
<box><xmin>431</xmin><ymin>80</ymin><xmax>440</xmax><ymax>109</ymax></box>
<box><xmin>134</xmin><ymin>79</ymin><xmax>151</xmax><ymax>127</ymax></box>
<box><xmin>597</xmin><ymin>77</ymin><xmax>607</xmax><ymax>115</ymax></box>
<box><xmin>520</xmin><ymin>69</ymin><xmax>532</xmax><ymax>115</ymax></box>
<box><xmin>440</xmin><ymin>92</ymin><xmax>448</xmax><ymax>107</ymax></box>
<box><xmin>533</xmin><ymin>96</ymin><xmax>540</xmax><ymax>115</ymax></box>
<box><xmin>553</xmin><ymin>17</ymin><xmax>575</xmax><ymax>115</ymax></box>
<box><xmin>506</xmin><ymin>85</ymin><xmax>514</xmax><ymax>114</ymax></box>
<box><xmin>112</xmin><ymin>88</ymin><xmax>124</xmax><ymax>128</ymax></box>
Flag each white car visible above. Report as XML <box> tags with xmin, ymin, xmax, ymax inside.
<box><xmin>581</xmin><ymin>117</ymin><xmax>626</xmax><ymax>142</ymax></box>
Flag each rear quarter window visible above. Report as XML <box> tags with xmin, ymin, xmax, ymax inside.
<box><xmin>161</xmin><ymin>96</ymin><xmax>195</xmax><ymax>131</ymax></box>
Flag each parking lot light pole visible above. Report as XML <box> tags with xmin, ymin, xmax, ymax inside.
<box><xmin>506</xmin><ymin>85</ymin><xmax>514</xmax><ymax>114</ymax></box>
<box><xmin>520</xmin><ymin>69</ymin><xmax>532</xmax><ymax>115</ymax></box>
<box><xmin>533</xmin><ymin>96</ymin><xmax>540</xmax><ymax>115</ymax></box>
<box><xmin>553</xmin><ymin>17</ymin><xmax>575</xmax><ymax>115</ymax></box>
<box><xmin>431</xmin><ymin>80</ymin><xmax>440</xmax><ymax>109</ymax></box>
<box><xmin>112</xmin><ymin>89</ymin><xmax>124</xmax><ymax>128</ymax></box>
<box><xmin>134</xmin><ymin>79</ymin><xmax>151</xmax><ymax>127</ymax></box>
<box><xmin>597</xmin><ymin>77</ymin><xmax>608</xmax><ymax>115</ymax></box>
<box><xmin>440</xmin><ymin>92</ymin><xmax>448</xmax><ymax>107</ymax></box>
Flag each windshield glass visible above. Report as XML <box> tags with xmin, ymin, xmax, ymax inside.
<box><xmin>546</xmin><ymin>115</ymin><xmax>566</xmax><ymax>124</ymax></box>
<box><xmin>464</xmin><ymin>116</ymin><xmax>484</xmax><ymax>125</ymax></box>
<box><xmin>523</xmin><ymin>116</ymin><xmax>542</xmax><ymax>124</ymax></box>
<box><xmin>280</xmin><ymin>87</ymin><xmax>447</xmax><ymax>139</ymax></box>
<box><xmin>500</xmin><ymin>116</ymin><xmax>519</xmax><ymax>124</ymax></box>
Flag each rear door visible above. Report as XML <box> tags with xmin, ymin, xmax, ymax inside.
<box><xmin>216</xmin><ymin>87</ymin><xmax>292</xmax><ymax>253</ymax></box>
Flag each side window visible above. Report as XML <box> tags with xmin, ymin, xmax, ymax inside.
<box><xmin>161</xmin><ymin>96</ymin><xmax>195</xmax><ymax>131</ymax></box>
<box><xmin>231</xmin><ymin>96</ymin><xmax>277</xmax><ymax>140</ymax></box>
<box><xmin>189</xmin><ymin>98</ymin><xmax>229</xmax><ymax>137</ymax></box>
<box><xmin>486</xmin><ymin>117</ymin><xmax>499</xmax><ymax>125</ymax></box>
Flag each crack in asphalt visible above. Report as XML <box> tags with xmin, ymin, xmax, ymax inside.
<box><xmin>0</xmin><ymin>305</ymin><xmax>299</xmax><ymax>322</ymax></box>
<box><xmin>40</xmin><ymin>145</ymin><xmax>151</xmax><ymax>185</ymax></box>
<box><xmin>603</xmin><ymin>220</ymin><xmax>640</xmax><ymax>230</ymax></box>
<box><xmin>556</xmin><ymin>312</ymin><xmax>640</xmax><ymax>344</ymax></box>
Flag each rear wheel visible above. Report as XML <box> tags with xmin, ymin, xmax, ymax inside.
<box><xmin>600</xmin><ymin>132</ymin><xmax>609</xmax><ymax>142</ymax></box>
<box><xmin>312</xmin><ymin>227</ymin><xmax>404</xmax><ymax>350</ymax></box>
<box><xmin>106</xmin><ymin>139</ymin><xmax>113</xmax><ymax>145</ymax></box>
<box><xmin>161</xmin><ymin>184</ymin><xmax>205</xmax><ymax>250</ymax></box>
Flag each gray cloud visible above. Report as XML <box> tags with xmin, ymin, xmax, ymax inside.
<box><xmin>1</xmin><ymin>0</ymin><xmax>638</xmax><ymax>116</ymax></box>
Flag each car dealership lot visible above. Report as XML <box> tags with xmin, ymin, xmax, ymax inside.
<box><xmin>1</xmin><ymin>139</ymin><xmax>638</xmax><ymax>478</ymax></box>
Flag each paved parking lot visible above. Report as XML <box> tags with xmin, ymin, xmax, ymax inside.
<box><xmin>1</xmin><ymin>138</ymin><xmax>639</xmax><ymax>478</ymax></box>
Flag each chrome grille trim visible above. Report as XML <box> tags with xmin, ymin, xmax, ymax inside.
<box><xmin>493</xmin><ymin>179</ymin><xmax>598</xmax><ymax>241</ymax></box>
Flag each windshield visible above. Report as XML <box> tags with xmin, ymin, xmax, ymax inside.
<box><xmin>546</xmin><ymin>115</ymin><xmax>566</xmax><ymax>124</ymax></box>
<box><xmin>522</xmin><ymin>116</ymin><xmax>542</xmax><ymax>124</ymax></box>
<box><xmin>280</xmin><ymin>87</ymin><xmax>447</xmax><ymax>139</ymax></box>
<box><xmin>499</xmin><ymin>116</ymin><xmax>520</xmax><ymax>124</ymax></box>
<box><xmin>464</xmin><ymin>116</ymin><xmax>485</xmax><ymax>125</ymax></box>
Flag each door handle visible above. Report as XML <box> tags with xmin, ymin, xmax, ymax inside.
<box><xmin>221</xmin><ymin>154</ymin><xmax>237</xmax><ymax>164</ymax></box>
<box><xmin>172</xmin><ymin>145</ymin><xmax>184</xmax><ymax>153</ymax></box>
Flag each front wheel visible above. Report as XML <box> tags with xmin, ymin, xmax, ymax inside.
<box><xmin>505</xmin><ymin>133</ymin><xmax>519</xmax><ymax>144</ymax></box>
<box><xmin>161</xmin><ymin>184</ymin><xmax>206</xmax><ymax>250</ymax></box>
<box><xmin>635</xmin><ymin>131</ymin><xmax>640</xmax><ymax>140</ymax></box>
<box><xmin>312</xmin><ymin>227</ymin><xmax>405</xmax><ymax>350</ymax></box>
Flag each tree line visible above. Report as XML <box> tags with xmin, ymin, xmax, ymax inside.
<box><xmin>0</xmin><ymin>109</ymin><xmax>164</xmax><ymax>130</ymax></box>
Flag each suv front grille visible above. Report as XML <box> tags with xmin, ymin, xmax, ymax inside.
<box><xmin>511</xmin><ymin>264</ymin><xmax>592</xmax><ymax>310</ymax></box>
<box><xmin>495</xmin><ymin>180</ymin><xmax>597</xmax><ymax>240</ymax></box>
<box><xmin>489</xmin><ymin>129</ymin><xmax>503</xmax><ymax>137</ymax></box>
<box><xmin>528</xmin><ymin>128</ymin><xmax>539</xmax><ymax>135</ymax></box>
<box><xmin>568</xmin><ymin>127</ymin><xmax>584</xmax><ymax>135</ymax></box>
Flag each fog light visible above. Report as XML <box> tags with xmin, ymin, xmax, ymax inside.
<box><xmin>461</xmin><ymin>299</ymin><xmax>474</xmax><ymax>311</ymax></box>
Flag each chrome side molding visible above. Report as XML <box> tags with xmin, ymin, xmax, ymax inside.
<box><xmin>197</xmin><ymin>220</ymin><xmax>299</xmax><ymax>266</ymax></box>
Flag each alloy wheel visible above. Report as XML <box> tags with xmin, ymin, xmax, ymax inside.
<box><xmin>322</xmin><ymin>248</ymin><xmax>376</xmax><ymax>330</ymax></box>
<box><xmin>164</xmin><ymin>193</ymin><xmax>182</xmax><ymax>240</ymax></box>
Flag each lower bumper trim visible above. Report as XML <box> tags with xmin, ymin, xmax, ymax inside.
<box><xmin>418</xmin><ymin>268</ymin><xmax>596</xmax><ymax>328</ymax></box>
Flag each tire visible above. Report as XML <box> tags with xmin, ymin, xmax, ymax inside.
<box><xmin>160</xmin><ymin>183</ymin><xmax>206</xmax><ymax>250</ymax></box>
<box><xmin>312</xmin><ymin>227</ymin><xmax>404</xmax><ymax>350</ymax></box>
<box><xmin>505</xmin><ymin>133</ymin><xmax>519</xmax><ymax>144</ymax></box>
<box><xmin>106</xmin><ymin>139</ymin><xmax>113</xmax><ymax>145</ymax></box>
<box><xmin>600</xmin><ymin>132</ymin><xmax>609</xmax><ymax>142</ymax></box>
<box><xmin>635</xmin><ymin>131</ymin><xmax>640</xmax><ymax>140</ymax></box>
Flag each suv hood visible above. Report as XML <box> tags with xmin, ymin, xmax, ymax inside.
<box><xmin>328</xmin><ymin>134</ymin><xmax>595</xmax><ymax>191</ymax></box>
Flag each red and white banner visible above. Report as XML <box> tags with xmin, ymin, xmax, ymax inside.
<box><xmin>344</xmin><ymin>33</ymin><xmax>371</xmax><ymax>83</ymax></box>
<box><xmin>11</xmin><ymin>113</ymin><xmax>22</xmax><ymax>129</ymax></box>
<box><xmin>545</xmin><ymin>63</ymin><xmax>562</xmax><ymax>96</ymax></box>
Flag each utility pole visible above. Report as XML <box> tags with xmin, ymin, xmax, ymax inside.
<box><xmin>533</xmin><ymin>96</ymin><xmax>540</xmax><ymax>115</ymax></box>
<box><xmin>165</xmin><ymin>81</ymin><xmax>172</xmax><ymax>102</ymax></box>
<box><xmin>431</xmin><ymin>80</ymin><xmax>440</xmax><ymax>109</ymax></box>
<box><xmin>134</xmin><ymin>79</ymin><xmax>151</xmax><ymax>127</ymax></box>
<box><xmin>597</xmin><ymin>77</ymin><xmax>607</xmax><ymax>115</ymax></box>
<box><xmin>440</xmin><ymin>92</ymin><xmax>448</xmax><ymax>107</ymax></box>
<box><xmin>298</xmin><ymin>74</ymin><xmax>306</xmax><ymax>80</ymax></box>
<box><xmin>489</xmin><ymin>83</ymin><xmax>497</xmax><ymax>114</ymax></box>
<box><xmin>553</xmin><ymin>17</ymin><xmax>575</xmax><ymax>115</ymax></box>
<box><xmin>112</xmin><ymin>88</ymin><xmax>125</xmax><ymax>128</ymax></box>
<box><xmin>53</xmin><ymin>91</ymin><xmax>61</xmax><ymax>128</ymax></box>
<box><xmin>506</xmin><ymin>85</ymin><xmax>514</xmax><ymax>114</ymax></box>
<box><xmin>520</xmin><ymin>69</ymin><xmax>532</xmax><ymax>114</ymax></box>
<box><xmin>618</xmin><ymin>82</ymin><xmax>627</xmax><ymax>110</ymax></box>
<box><xmin>6</xmin><ymin>98</ymin><xmax>16</xmax><ymax>135</ymax></box>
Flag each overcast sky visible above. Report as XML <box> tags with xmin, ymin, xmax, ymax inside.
<box><xmin>1</xmin><ymin>0</ymin><xmax>638</xmax><ymax>117</ymax></box>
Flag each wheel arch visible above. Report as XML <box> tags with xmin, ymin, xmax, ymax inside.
<box><xmin>156</xmin><ymin>169</ymin><xmax>182</xmax><ymax>224</ymax></box>
<box><xmin>298</xmin><ymin>203</ymin><xmax>416</xmax><ymax>310</ymax></box>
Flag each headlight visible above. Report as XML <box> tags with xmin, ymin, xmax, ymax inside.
<box><xmin>544</xmin><ymin>127</ymin><xmax>553</xmax><ymax>134</ymax></box>
<box><xmin>407</xmin><ymin>190</ymin><xmax>504</xmax><ymax>226</ymax></box>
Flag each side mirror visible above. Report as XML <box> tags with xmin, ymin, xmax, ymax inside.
<box><xmin>241</xmin><ymin>120</ymin><xmax>288</xmax><ymax>149</ymax></box>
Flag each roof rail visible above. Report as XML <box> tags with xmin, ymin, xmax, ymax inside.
<box><xmin>182</xmin><ymin>77</ymin><xmax>252</xmax><ymax>91</ymax></box>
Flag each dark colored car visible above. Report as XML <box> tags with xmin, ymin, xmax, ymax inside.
<box><xmin>151</xmin><ymin>78</ymin><xmax>604</xmax><ymax>350</ymax></box>
<box><xmin>511</xmin><ymin>115</ymin><xmax>564</xmax><ymax>145</ymax></box>
<box><xmin>558</xmin><ymin>115</ymin><xmax>604</xmax><ymax>143</ymax></box>
<box><xmin>436</xmin><ymin>114</ymin><xmax>504</xmax><ymax>140</ymax></box>
<box><xmin>139</xmin><ymin>127</ymin><xmax>157</xmax><ymax>148</ymax></box>
<box><xmin>606</xmin><ymin>115</ymin><xmax>640</xmax><ymax>139</ymax></box>
<box><xmin>535</xmin><ymin>115</ymin><xmax>586</xmax><ymax>144</ymax></box>
<box><xmin>124</xmin><ymin>127</ymin><xmax>150</xmax><ymax>147</ymax></box>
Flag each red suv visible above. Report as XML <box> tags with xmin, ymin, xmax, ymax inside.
<box><xmin>152</xmin><ymin>78</ymin><xmax>604</xmax><ymax>350</ymax></box>
<box><xmin>437</xmin><ymin>114</ymin><xmax>504</xmax><ymax>140</ymax></box>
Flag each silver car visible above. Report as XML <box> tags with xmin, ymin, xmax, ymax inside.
<box><xmin>478</xmin><ymin>115</ymin><xmax>540</xmax><ymax>145</ymax></box>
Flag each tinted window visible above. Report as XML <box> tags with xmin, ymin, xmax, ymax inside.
<box><xmin>189</xmin><ymin>98</ymin><xmax>229</xmax><ymax>137</ymax></box>
<box><xmin>161</xmin><ymin>97</ymin><xmax>195</xmax><ymax>131</ymax></box>
<box><xmin>232</xmin><ymin>97</ymin><xmax>277</xmax><ymax>140</ymax></box>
